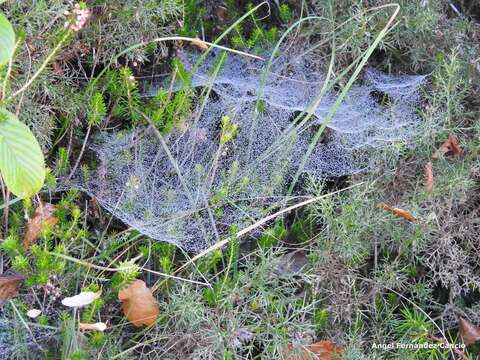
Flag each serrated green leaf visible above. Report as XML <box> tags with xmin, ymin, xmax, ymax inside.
<box><xmin>0</xmin><ymin>12</ymin><xmax>15</xmax><ymax>66</ymax></box>
<box><xmin>0</xmin><ymin>108</ymin><xmax>45</xmax><ymax>198</ymax></box>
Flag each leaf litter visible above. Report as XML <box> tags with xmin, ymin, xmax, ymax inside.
<box><xmin>118</xmin><ymin>280</ymin><xmax>159</xmax><ymax>327</ymax></box>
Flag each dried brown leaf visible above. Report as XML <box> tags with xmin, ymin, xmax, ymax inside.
<box><xmin>459</xmin><ymin>317</ymin><xmax>480</xmax><ymax>346</ymax></box>
<box><xmin>425</xmin><ymin>161</ymin><xmax>434</xmax><ymax>193</ymax></box>
<box><xmin>378</xmin><ymin>203</ymin><xmax>417</xmax><ymax>222</ymax></box>
<box><xmin>191</xmin><ymin>37</ymin><xmax>209</xmax><ymax>52</ymax></box>
<box><xmin>0</xmin><ymin>274</ymin><xmax>26</xmax><ymax>306</ymax></box>
<box><xmin>23</xmin><ymin>203</ymin><xmax>58</xmax><ymax>249</ymax></box>
<box><xmin>284</xmin><ymin>340</ymin><xmax>344</xmax><ymax>360</ymax></box>
<box><xmin>118</xmin><ymin>280</ymin><xmax>159</xmax><ymax>327</ymax></box>
<box><xmin>432</xmin><ymin>134</ymin><xmax>464</xmax><ymax>160</ymax></box>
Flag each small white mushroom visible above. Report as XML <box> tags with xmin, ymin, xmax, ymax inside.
<box><xmin>79</xmin><ymin>322</ymin><xmax>107</xmax><ymax>331</ymax></box>
<box><xmin>26</xmin><ymin>309</ymin><xmax>42</xmax><ymax>319</ymax></box>
<box><xmin>61</xmin><ymin>291</ymin><xmax>101</xmax><ymax>308</ymax></box>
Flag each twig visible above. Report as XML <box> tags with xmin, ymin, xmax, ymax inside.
<box><xmin>174</xmin><ymin>182</ymin><xmax>364</xmax><ymax>274</ymax></box>
<box><xmin>49</xmin><ymin>252</ymin><xmax>209</xmax><ymax>287</ymax></box>
<box><xmin>0</xmin><ymin>176</ymin><xmax>10</xmax><ymax>239</ymax></box>
<box><xmin>446</xmin><ymin>0</ymin><xmax>462</xmax><ymax>17</ymax></box>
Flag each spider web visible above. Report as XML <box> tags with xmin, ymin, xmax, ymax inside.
<box><xmin>78</xmin><ymin>47</ymin><xmax>426</xmax><ymax>251</ymax></box>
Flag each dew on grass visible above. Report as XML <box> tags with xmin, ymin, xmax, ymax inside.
<box><xmin>76</xmin><ymin>47</ymin><xmax>426</xmax><ymax>252</ymax></box>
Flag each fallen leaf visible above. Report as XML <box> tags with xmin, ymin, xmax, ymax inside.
<box><xmin>23</xmin><ymin>203</ymin><xmax>58</xmax><ymax>249</ymax></box>
<box><xmin>79</xmin><ymin>322</ymin><xmax>107</xmax><ymax>331</ymax></box>
<box><xmin>62</xmin><ymin>291</ymin><xmax>101</xmax><ymax>308</ymax></box>
<box><xmin>459</xmin><ymin>317</ymin><xmax>480</xmax><ymax>346</ymax></box>
<box><xmin>118</xmin><ymin>280</ymin><xmax>159</xmax><ymax>327</ymax></box>
<box><xmin>191</xmin><ymin>37</ymin><xmax>209</xmax><ymax>52</ymax></box>
<box><xmin>432</xmin><ymin>134</ymin><xmax>464</xmax><ymax>160</ymax></box>
<box><xmin>425</xmin><ymin>161</ymin><xmax>434</xmax><ymax>193</ymax></box>
<box><xmin>26</xmin><ymin>309</ymin><xmax>42</xmax><ymax>318</ymax></box>
<box><xmin>0</xmin><ymin>273</ymin><xmax>25</xmax><ymax>306</ymax></box>
<box><xmin>378</xmin><ymin>203</ymin><xmax>417</xmax><ymax>222</ymax></box>
<box><xmin>284</xmin><ymin>340</ymin><xmax>344</xmax><ymax>360</ymax></box>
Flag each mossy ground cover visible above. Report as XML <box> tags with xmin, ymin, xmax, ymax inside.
<box><xmin>0</xmin><ymin>1</ymin><xmax>479</xmax><ymax>359</ymax></box>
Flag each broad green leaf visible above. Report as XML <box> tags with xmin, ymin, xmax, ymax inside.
<box><xmin>0</xmin><ymin>108</ymin><xmax>45</xmax><ymax>198</ymax></box>
<box><xmin>0</xmin><ymin>12</ymin><xmax>15</xmax><ymax>66</ymax></box>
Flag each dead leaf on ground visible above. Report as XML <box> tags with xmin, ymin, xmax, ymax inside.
<box><xmin>425</xmin><ymin>161</ymin><xmax>434</xmax><ymax>193</ymax></box>
<box><xmin>378</xmin><ymin>203</ymin><xmax>417</xmax><ymax>222</ymax></box>
<box><xmin>432</xmin><ymin>134</ymin><xmax>464</xmax><ymax>160</ymax></box>
<box><xmin>0</xmin><ymin>273</ymin><xmax>26</xmax><ymax>306</ymax></box>
<box><xmin>118</xmin><ymin>280</ymin><xmax>159</xmax><ymax>327</ymax></box>
<box><xmin>459</xmin><ymin>317</ymin><xmax>480</xmax><ymax>346</ymax></box>
<box><xmin>284</xmin><ymin>340</ymin><xmax>344</xmax><ymax>360</ymax></box>
<box><xmin>79</xmin><ymin>322</ymin><xmax>107</xmax><ymax>331</ymax></box>
<box><xmin>23</xmin><ymin>203</ymin><xmax>58</xmax><ymax>249</ymax></box>
<box><xmin>191</xmin><ymin>37</ymin><xmax>209</xmax><ymax>52</ymax></box>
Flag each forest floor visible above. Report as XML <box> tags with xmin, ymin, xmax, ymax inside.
<box><xmin>0</xmin><ymin>1</ymin><xmax>479</xmax><ymax>359</ymax></box>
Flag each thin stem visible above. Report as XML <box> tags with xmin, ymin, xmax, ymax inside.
<box><xmin>174</xmin><ymin>182</ymin><xmax>363</xmax><ymax>274</ymax></box>
<box><xmin>141</xmin><ymin>114</ymin><xmax>193</xmax><ymax>203</ymax></box>
<box><xmin>140</xmin><ymin>112</ymin><xmax>213</xmax><ymax>246</ymax></box>
<box><xmin>10</xmin><ymin>300</ymin><xmax>44</xmax><ymax>351</ymax></box>
<box><xmin>88</xmin><ymin>35</ymin><xmax>266</xmax><ymax>96</ymax></box>
<box><xmin>7</xmin><ymin>31</ymin><xmax>71</xmax><ymax>101</ymax></box>
<box><xmin>287</xmin><ymin>4</ymin><xmax>400</xmax><ymax>194</ymax></box>
<box><xmin>1</xmin><ymin>37</ymin><xmax>21</xmax><ymax>101</ymax></box>
<box><xmin>427</xmin><ymin>334</ymin><xmax>468</xmax><ymax>360</ymax></box>
<box><xmin>3</xmin><ymin>189</ymin><xmax>9</xmax><ymax>234</ymax></box>
<box><xmin>66</xmin><ymin>125</ymin><xmax>91</xmax><ymax>181</ymax></box>
<box><xmin>0</xmin><ymin>175</ymin><xmax>5</xmax><ymax>240</ymax></box>
<box><xmin>49</xmin><ymin>252</ymin><xmax>208</xmax><ymax>287</ymax></box>
<box><xmin>0</xmin><ymin>176</ymin><xmax>10</xmax><ymax>239</ymax></box>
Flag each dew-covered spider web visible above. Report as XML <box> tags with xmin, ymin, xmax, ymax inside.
<box><xmin>77</xmin><ymin>47</ymin><xmax>426</xmax><ymax>251</ymax></box>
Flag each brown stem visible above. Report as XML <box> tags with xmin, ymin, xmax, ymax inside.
<box><xmin>0</xmin><ymin>176</ymin><xmax>9</xmax><ymax>240</ymax></box>
<box><xmin>0</xmin><ymin>176</ymin><xmax>5</xmax><ymax>240</ymax></box>
<box><xmin>3</xmin><ymin>190</ymin><xmax>10</xmax><ymax>234</ymax></box>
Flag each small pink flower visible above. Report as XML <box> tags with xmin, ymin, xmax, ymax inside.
<box><xmin>68</xmin><ymin>3</ymin><xmax>91</xmax><ymax>32</ymax></box>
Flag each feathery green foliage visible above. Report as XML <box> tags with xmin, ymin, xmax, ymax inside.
<box><xmin>88</xmin><ymin>92</ymin><xmax>107</xmax><ymax>127</ymax></box>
